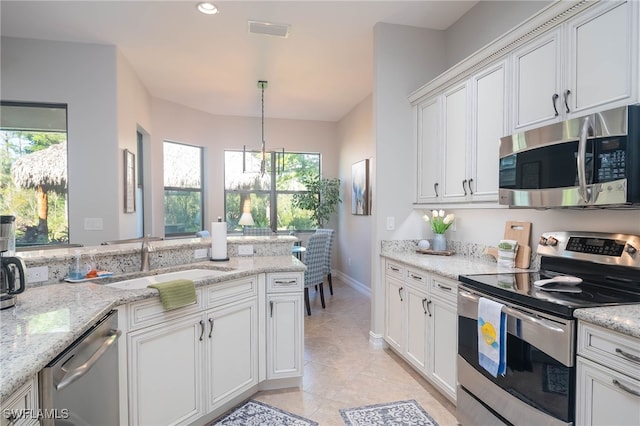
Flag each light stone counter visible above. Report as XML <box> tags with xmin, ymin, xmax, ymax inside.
<box><xmin>574</xmin><ymin>305</ymin><xmax>640</xmax><ymax>339</ymax></box>
<box><xmin>0</xmin><ymin>255</ymin><xmax>304</xmax><ymax>402</ymax></box>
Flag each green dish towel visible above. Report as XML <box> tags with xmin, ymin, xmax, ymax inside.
<box><xmin>148</xmin><ymin>279</ymin><xmax>197</xmax><ymax>311</ymax></box>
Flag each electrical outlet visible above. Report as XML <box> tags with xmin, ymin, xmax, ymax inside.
<box><xmin>451</xmin><ymin>217</ymin><xmax>457</xmax><ymax>232</ymax></box>
<box><xmin>27</xmin><ymin>266</ymin><xmax>48</xmax><ymax>283</ymax></box>
<box><xmin>238</xmin><ymin>245</ymin><xmax>254</xmax><ymax>256</ymax></box>
<box><xmin>194</xmin><ymin>248</ymin><xmax>208</xmax><ymax>259</ymax></box>
<box><xmin>84</xmin><ymin>217</ymin><xmax>104</xmax><ymax>230</ymax></box>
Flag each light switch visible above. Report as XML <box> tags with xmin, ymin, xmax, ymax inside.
<box><xmin>386</xmin><ymin>216</ymin><xmax>395</xmax><ymax>230</ymax></box>
<box><xmin>84</xmin><ymin>217</ymin><xmax>104</xmax><ymax>230</ymax></box>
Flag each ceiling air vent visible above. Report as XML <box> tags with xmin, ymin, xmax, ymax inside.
<box><xmin>248</xmin><ymin>20</ymin><xmax>291</xmax><ymax>38</ymax></box>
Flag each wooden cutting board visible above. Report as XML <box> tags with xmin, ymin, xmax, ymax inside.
<box><xmin>485</xmin><ymin>221</ymin><xmax>532</xmax><ymax>268</ymax></box>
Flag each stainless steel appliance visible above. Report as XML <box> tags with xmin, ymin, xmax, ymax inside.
<box><xmin>39</xmin><ymin>310</ymin><xmax>121</xmax><ymax>426</ymax></box>
<box><xmin>457</xmin><ymin>231</ymin><xmax>640</xmax><ymax>426</ymax></box>
<box><xmin>499</xmin><ymin>104</ymin><xmax>640</xmax><ymax>208</ymax></box>
<box><xmin>1</xmin><ymin>215</ymin><xmax>26</xmax><ymax>310</ymax></box>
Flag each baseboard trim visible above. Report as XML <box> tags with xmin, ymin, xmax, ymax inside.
<box><xmin>369</xmin><ymin>331</ymin><xmax>387</xmax><ymax>349</ymax></box>
<box><xmin>334</xmin><ymin>270</ymin><xmax>371</xmax><ymax>297</ymax></box>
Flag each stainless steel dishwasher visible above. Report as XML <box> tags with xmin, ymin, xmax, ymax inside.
<box><xmin>39</xmin><ymin>310</ymin><xmax>121</xmax><ymax>426</ymax></box>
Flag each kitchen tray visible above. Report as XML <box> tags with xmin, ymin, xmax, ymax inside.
<box><xmin>416</xmin><ymin>249</ymin><xmax>455</xmax><ymax>256</ymax></box>
<box><xmin>64</xmin><ymin>273</ymin><xmax>113</xmax><ymax>283</ymax></box>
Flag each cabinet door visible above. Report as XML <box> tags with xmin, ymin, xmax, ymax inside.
<box><xmin>0</xmin><ymin>375</ymin><xmax>39</xmax><ymax>426</ymax></box>
<box><xmin>471</xmin><ymin>60</ymin><xmax>507</xmax><ymax>202</ymax></box>
<box><xmin>405</xmin><ymin>285</ymin><xmax>429</xmax><ymax>372</ymax></box>
<box><xmin>442</xmin><ymin>81</ymin><xmax>470</xmax><ymax>201</ymax></box>
<box><xmin>205</xmin><ymin>299</ymin><xmax>258</xmax><ymax>411</ymax></box>
<box><xmin>567</xmin><ymin>0</ymin><xmax>637</xmax><ymax>115</ymax></box>
<box><xmin>384</xmin><ymin>276</ymin><xmax>405</xmax><ymax>352</ymax></box>
<box><xmin>266</xmin><ymin>293</ymin><xmax>303</xmax><ymax>379</ymax></box>
<box><xmin>512</xmin><ymin>30</ymin><xmax>562</xmax><ymax>131</ymax></box>
<box><xmin>416</xmin><ymin>97</ymin><xmax>442</xmax><ymax>203</ymax></box>
<box><xmin>429</xmin><ymin>296</ymin><xmax>458</xmax><ymax>401</ymax></box>
<box><xmin>128</xmin><ymin>313</ymin><xmax>204</xmax><ymax>426</ymax></box>
<box><xmin>576</xmin><ymin>357</ymin><xmax>640</xmax><ymax>426</ymax></box>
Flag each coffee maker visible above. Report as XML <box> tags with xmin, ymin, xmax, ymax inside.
<box><xmin>1</xmin><ymin>215</ymin><xmax>26</xmax><ymax>310</ymax></box>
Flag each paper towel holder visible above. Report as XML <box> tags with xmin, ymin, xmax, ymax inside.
<box><xmin>210</xmin><ymin>217</ymin><xmax>230</xmax><ymax>262</ymax></box>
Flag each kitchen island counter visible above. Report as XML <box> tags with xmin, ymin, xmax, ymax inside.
<box><xmin>0</xmin><ymin>255</ymin><xmax>304</xmax><ymax>402</ymax></box>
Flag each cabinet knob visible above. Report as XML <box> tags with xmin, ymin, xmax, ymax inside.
<box><xmin>547</xmin><ymin>236</ymin><xmax>559</xmax><ymax>246</ymax></box>
<box><xmin>625</xmin><ymin>244</ymin><xmax>637</xmax><ymax>255</ymax></box>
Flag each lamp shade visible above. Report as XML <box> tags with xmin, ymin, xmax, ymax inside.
<box><xmin>239</xmin><ymin>212</ymin><xmax>255</xmax><ymax>226</ymax></box>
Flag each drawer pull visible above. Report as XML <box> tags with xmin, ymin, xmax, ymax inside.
<box><xmin>612</xmin><ymin>379</ymin><xmax>640</xmax><ymax>397</ymax></box>
<box><xmin>389</xmin><ymin>266</ymin><xmax>400</xmax><ymax>272</ymax></box>
<box><xmin>275</xmin><ymin>279</ymin><xmax>297</xmax><ymax>285</ymax></box>
<box><xmin>398</xmin><ymin>287</ymin><xmax>404</xmax><ymax>302</ymax></box>
<box><xmin>409</xmin><ymin>273</ymin><xmax>423</xmax><ymax>281</ymax></box>
<box><xmin>436</xmin><ymin>283</ymin><xmax>452</xmax><ymax>291</ymax></box>
<box><xmin>616</xmin><ymin>348</ymin><xmax>640</xmax><ymax>364</ymax></box>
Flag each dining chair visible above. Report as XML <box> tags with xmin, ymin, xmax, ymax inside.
<box><xmin>314</xmin><ymin>228</ymin><xmax>335</xmax><ymax>295</ymax></box>
<box><xmin>242</xmin><ymin>227</ymin><xmax>272</xmax><ymax>236</ymax></box>
<box><xmin>303</xmin><ymin>232</ymin><xmax>328</xmax><ymax>315</ymax></box>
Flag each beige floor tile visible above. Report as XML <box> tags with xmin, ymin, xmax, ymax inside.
<box><xmin>253</xmin><ymin>277</ymin><xmax>458</xmax><ymax>425</ymax></box>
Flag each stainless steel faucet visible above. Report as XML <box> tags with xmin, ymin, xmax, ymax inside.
<box><xmin>141</xmin><ymin>235</ymin><xmax>154</xmax><ymax>271</ymax></box>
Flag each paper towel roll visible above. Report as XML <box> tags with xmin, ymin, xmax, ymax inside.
<box><xmin>210</xmin><ymin>221</ymin><xmax>228</xmax><ymax>260</ymax></box>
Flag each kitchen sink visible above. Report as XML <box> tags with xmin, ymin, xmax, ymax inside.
<box><xmin>105</xmin><ymin>268</ymin><xmax>233</xmax><ymax>290</ymax></box>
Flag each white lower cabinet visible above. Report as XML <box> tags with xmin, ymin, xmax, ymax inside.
<box><xmin>0</xmin><ymin>375</ymin><xmax>39</xmax><ymax>426</ymax></box>
<box><xmin>576</xmin><ymin>322</ymin><xmax>640</xmax><ymax>426</ymax></box>
<box><xmin>383</xmin><ymin>259</ymin><xmax>458</xmax><ymax>403</ymax></box>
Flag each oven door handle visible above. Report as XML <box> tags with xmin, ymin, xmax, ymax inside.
<box><xmin>459</xmin><ymin>290</ymin><xmax>566</xmax><ymax>333</ymax></box>
<box><xmin>54</xmin><ymin>328</ymin><xmax>122</xmax><ymax>391</ymax></box>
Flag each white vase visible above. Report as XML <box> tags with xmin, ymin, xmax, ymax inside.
<box><xmin>432</xmin><ymin>233</ymin><xmax>447</xmax><ymax>251</ymax></box>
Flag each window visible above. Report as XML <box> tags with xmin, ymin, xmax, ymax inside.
<box><xmin>224</xmin><ymin>150</ymin><xmax>320</xmax><ymax>232</ymax></box>
<box><xmin>0</xmin><ymin>102</ymin><xmax>68</xmax><ymax>247</ymax></box>
<box><xmin>163</xmin><ymin>141</ymin><xmax>204</xmax><ymax>237</ymax></box>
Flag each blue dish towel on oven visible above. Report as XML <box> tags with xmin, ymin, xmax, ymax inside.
<box><xmin>478</xmin><ymin>297</ymin><xmax>507</xmax><ymax>377</ymax></box>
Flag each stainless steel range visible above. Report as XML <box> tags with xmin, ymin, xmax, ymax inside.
<box><xmin>457</xmin><ymin>231</ymin><xmax>640</xmax><ymax>426</ymax></box>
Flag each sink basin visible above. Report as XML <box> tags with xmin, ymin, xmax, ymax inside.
<box><xmin>105</xmin><ymin>268</ymin><xmax>233</xmax><ymax>290</ymax></box>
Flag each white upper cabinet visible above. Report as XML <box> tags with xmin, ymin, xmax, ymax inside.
<box><xmin>416</xmin><ymin>97</ymin><xmax>441</xmax><ymax>203</ymax></box>
<box><xmin>442</xmin><ymin>81</ymin><xmax>470</xmax><ymax>202</ymax></box>
<box><xmin>512</xmin><ymin>0</ymin><xmax>638</xmax><ymax>132</ymax></box>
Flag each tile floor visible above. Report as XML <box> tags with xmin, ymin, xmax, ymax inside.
<box><xmin>253</xmin><ymin>278</ymin><xmax>459</xmax><ymax>425</ymax></box>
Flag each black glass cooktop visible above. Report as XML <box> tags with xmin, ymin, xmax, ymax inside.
<box><xmin>459</xmin><ymin>257</ymin><xmax>640</xmax><ymax>318</ymax></box>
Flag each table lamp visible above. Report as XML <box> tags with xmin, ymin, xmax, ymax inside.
<box><xmin>238</xmin><ymin>199</ymin><xmax>255</xmax><ymax>227</ymax></box>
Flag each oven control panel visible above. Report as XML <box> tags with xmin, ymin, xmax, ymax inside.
<box><xmin>565</xmin><ymin>237</ymin><xmax>625</xmax><ymax>256</ymax></box>
<box><xmin>538</xmin><ymin>231</ymin><xmax>640</xmax><ymax>268</ymax></box>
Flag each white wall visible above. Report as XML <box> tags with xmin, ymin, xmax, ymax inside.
<box><xmin>1</xmin><ymin>37</ymin><xmax>121</xmax><ymax>246</ymax></box>
<box><xmin>149</xmin><ymin>98</ymin><xmax>340</xmax><ymax>238</ymax></box>
<box><xmin>371</xmin><ymin>23</ymin><xmax>448</xmax><ymax>339</ymax></box>
<box><xmin>337</xmin><ymin>94</ymin><xmax>373</xmax><ymax>290</ymax></box>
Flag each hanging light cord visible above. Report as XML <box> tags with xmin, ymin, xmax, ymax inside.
<box><xmin>260</xmin><ymin>82</ymin><xmax>266</xmax><ymax>175</ymax></box>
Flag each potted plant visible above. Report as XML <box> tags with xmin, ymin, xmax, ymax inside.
<box><xmin>423</xmin><ymin>209</ymin><xmax>455</xmax><ymax>251</ymax></box>
<box><xmin>292</xmin><ymin>174</ymin><xmax>341</xmax><ymax>228</ymax></box>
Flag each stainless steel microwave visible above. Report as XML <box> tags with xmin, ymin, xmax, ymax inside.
<box><xmin>499</xmin><ymin>104</ymin><xmax>640</xmax><ymax>208</ymax></box>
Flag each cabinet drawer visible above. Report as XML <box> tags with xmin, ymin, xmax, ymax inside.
<box><xmin>205</xmin><ymin>275</ymin><xmax>257</xmax><ymax>308</ymax></box>
<box><xmin>578</xmin><ymin>322</ymin><xmax>640</xmax><ymax>380</ymax></box>
<box><xmin>405</xmin><ymin>267</ymin><xmax>428</xmax><ymax>288</ymax></box>
<box><xmin>430</xmin><ymin>276</ymin><xmax>458</xmax><ymax>303</ymax></box>
<box><xmin>267</xmin><ymin>272</ymin><xmax>303</xmax><ymax>293</ymax></box>
<box><xmin>128</xmin><ymin>288</ymin><xmax>204</xmax><ymax>331</ymax></box>
<box><xmin>384</xmin><ymin>260</ymin><xmax>405</xmax><ymax>279</ymax></box>
<box><xmin>0</xmin><ymin>375</ymin><xmax>38</xmax><ymax>426</ymax></box>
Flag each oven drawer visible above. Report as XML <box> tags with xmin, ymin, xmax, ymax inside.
<box><xmin>578</xmin><ymin>322</ymin><xmax>640</xmax><ymax>380</ymax></box>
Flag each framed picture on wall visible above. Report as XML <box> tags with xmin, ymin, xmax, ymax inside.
<box><xmin>352</xmin><ymin>159</ymin><xmax>370</xmax><ymax>215</ymax></box>
<box><xmin>124</xmin><ymin>149</ymin><xmax>136</xmax><ymax>213</ymax></box>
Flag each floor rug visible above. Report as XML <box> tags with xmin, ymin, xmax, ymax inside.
<box><xmin>340</xmin><ymin>400</ymin><xmax>439</xmax><ymax>426</ymax></box>
<box><xmin>212</xmin><ymin>399</ymin><xmax>318</xmax><ymax>426</ymax></box>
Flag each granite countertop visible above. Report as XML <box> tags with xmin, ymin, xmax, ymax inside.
<box><xmin>0</xmin><ymin>255</ymin><xmax>304</xmax><ymax>402</ymax></box>
<box><xmin>380</xmin><ymin>250</ymin><xmax>531</xmax><ymax>280</ymax></box>
<box><xmin>574</xmin><ymin>305</ymin><xmax>640</xmax><ymax>339</ymax></box>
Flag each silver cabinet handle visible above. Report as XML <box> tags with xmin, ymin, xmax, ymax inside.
<box><xmin>274</xmin><ymin>279</ymin><xmax>297</xmax><ymax>285</ymax></box>
<box><xmin>434</xmin><ymin>182</ymin><xmax>439</xmax><ymax>197</ymax></box>
<box><xmin>398</xmin><ymin>287</ymin><xmax>404</xmax><ymax>302</ymax></box>
<box><xmin>462</xmin><ymin>180</ymin><xmax>468</xmax><ymax>196</ymax></box>
<box><xmin>55</xmin><ymin>329</ymin><xmax>122</xmax><ymax>390</ymax></box>
<box><xmin>408</xmin><ymin>273</ymin><xmax>423</xmax><ymax>281</ymax></box>
<box><xmin>563</xmin><ymin>89</ymin><xmax>571</xmax><ymax>113</ymax></box>
<box><xmin>199</xmin><ymin>320</ymin><xmax>205</xmax><ymax>341</ymax></box>
<box><xmin>616</xmin><ymin>348</ymin><xmax>640</xmax><ymax>364</ymax></box>
<box><xmin>208</xmin><ymin>318</ymin><xmax>214</xmax><ymax>338</ymax></box>
<box><xmin>468</xmin><ymin>178</ymin><xmax>474</xmax><ymax>195</ymax></box>
<box><xmin>577</xmin><ymin>116</ymin><xmax>592</xmax><ymax>204</ymax></box>
<box><xmin>552</xmin><ymin>93</ymin><xmax>559</xmax><ymax>116</ymax></box>
<box><xmin>613</xmin><ymin>379</ymin><xmax>640</xmax><ymax>397</ymax></box>
<box><xmin>270</xmin><ymin>301</ymin><xmax>274</xmax><ymax>317</ymax></box>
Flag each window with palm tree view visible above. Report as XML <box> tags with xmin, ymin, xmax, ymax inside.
<box><xmin>1</xmin><ymin>102</ymin><xmax>68</xmax><ymax>247</ymax></box>
<box><xmin>224</xmin><ymin>150</ymin><xmax>320</xmax><ymax>232</ymax></box>
<box><xmin>163</xmin><ymin>141</ymin><xmax>204</xmax><ymax>236</ymax></box>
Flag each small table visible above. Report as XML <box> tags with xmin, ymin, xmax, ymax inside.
<box><xmin>292</xmin><ymin>245</ymin><xmax>306</xmax><ymax>260</ymax></box>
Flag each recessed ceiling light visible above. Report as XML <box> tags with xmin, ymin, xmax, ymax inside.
<box><xmin>197</xmin><ymin>2</ymin><xmax>218</xmax><ymax>15</ymax></box>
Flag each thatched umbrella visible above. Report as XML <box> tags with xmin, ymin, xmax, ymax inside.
<box><xmin>11</xmin><ymin>141</ymin><xmax>67</xmax><ymax>240</ymax></box>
